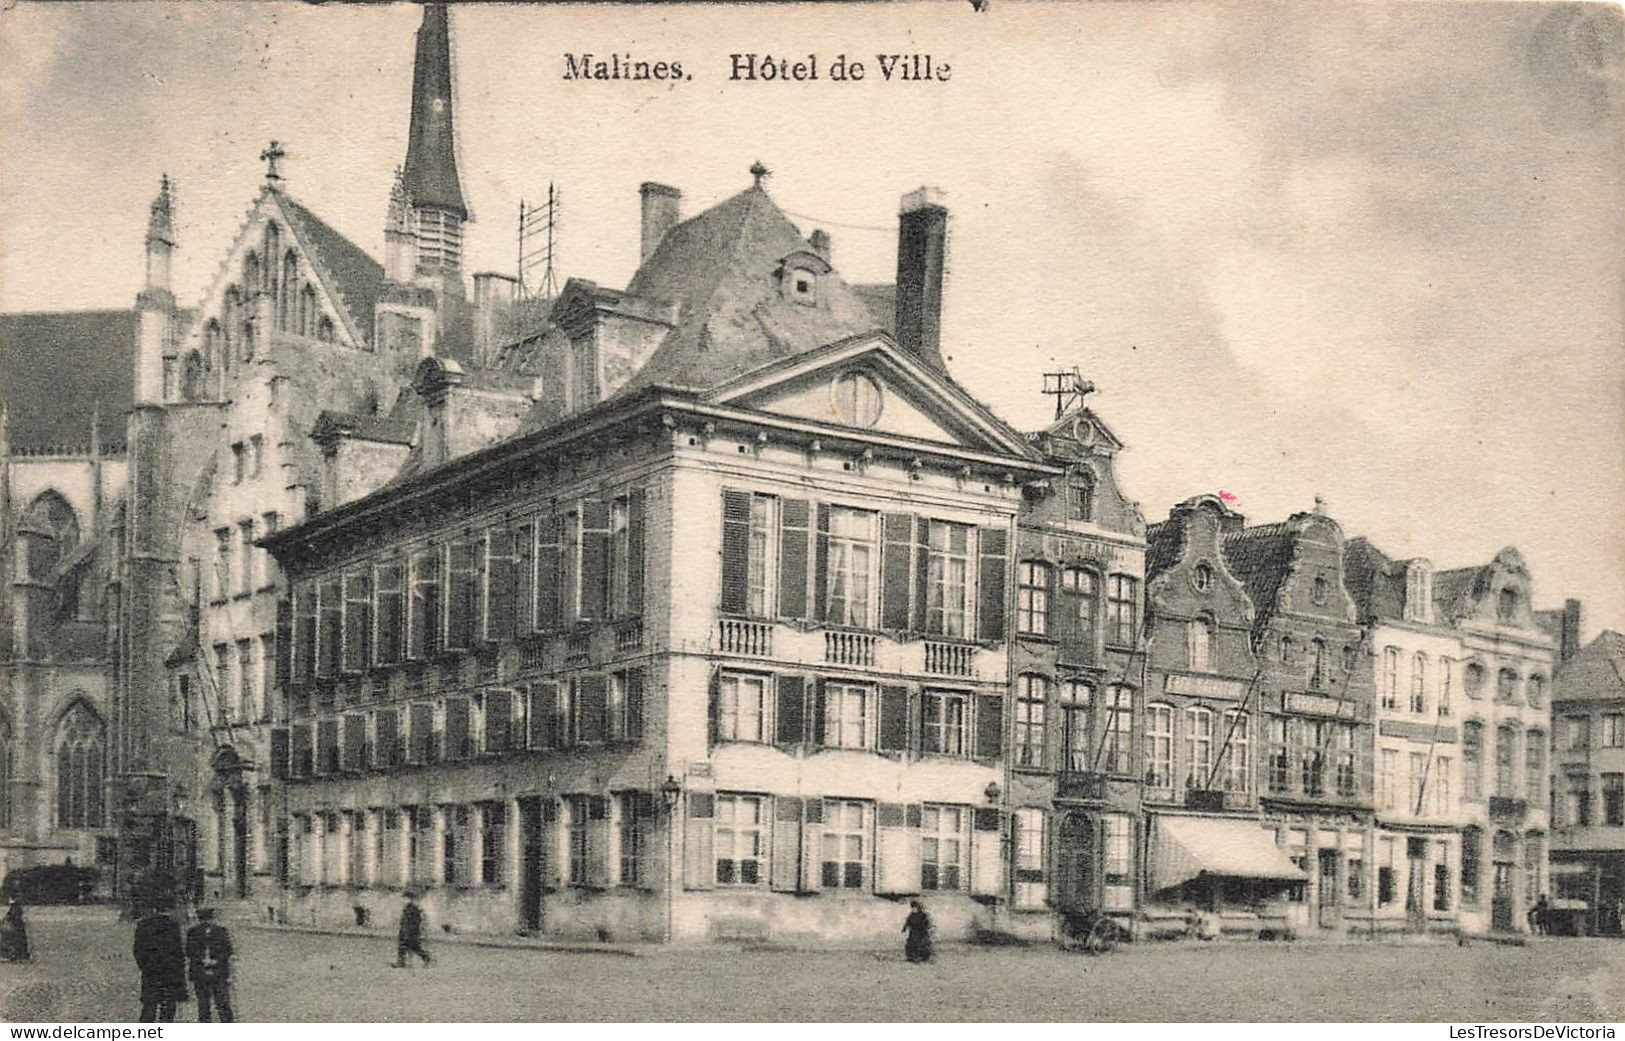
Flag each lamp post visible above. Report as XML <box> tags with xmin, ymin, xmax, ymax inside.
<box><xmin>661</xmin><ymin>775</ymin><xmax>683</xmax><ymax>945</ymax></box>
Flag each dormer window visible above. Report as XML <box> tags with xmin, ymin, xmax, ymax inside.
<box><xmin>1497</xmin><ymin>587</ymin><xmax>1519</xmax><ymax>624</ymax></box>
<box><xmin>1404</xmin><ymin>560</ymin><xmax>1433</xmax><ymax>623</ymax></box>
<box><xmin>777</xmin><ymin>249</ymin><xmax>832</xmax><ymax>307</ymax></box>
<box><xmin>1068</xmin><ymin>472</ymin><xmax>1095</xmax><ymax>523</ymax></box>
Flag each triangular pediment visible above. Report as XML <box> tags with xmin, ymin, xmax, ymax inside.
<box><xmin>1039</xmin><ymin>407</ymin><xmax>1125</xmax><ymax>456</ymax></box>
<box><xmin>708</xmin><ymin>334</ymin><xmax>1037</xmax><ymax>459</ymax></box>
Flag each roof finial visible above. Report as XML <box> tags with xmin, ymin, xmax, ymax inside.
<box><xmin>1313</xmin><ymin>494</ymin><xmax>1327</xmax><ymax>515</ymax></box>
<box><xmin>260</xmin><ymin>140</ymin><xmax>287</xmax><ymax>187</ymax></box>
<box><xmin>750</xmin><ymin>161</ymin><xmax>770</xmax><ymax>189</ymax></box>
<box><xmin>147</xmin><ymin>174</ymin><xmax>175</xmax><ymax>245</ymax></box>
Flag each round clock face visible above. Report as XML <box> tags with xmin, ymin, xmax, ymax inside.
<box><xmin>831</xmin><ymin>371</ymin><xmax>883</xmax><ymax>428</ymax></box>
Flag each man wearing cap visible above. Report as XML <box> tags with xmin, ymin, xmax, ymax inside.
<box><xmin>186</xmin><ymin>906</ymin><xmax>235</xmax><ymax>1022</ymax></box>
<box><xmin>133</xmin><ymin>900</ymin><xmax>187</xmax><ymax>1022</ymax></box>
<box><xmin>394</xmin><ymin>891</ymin><xmax>431</xmax><ymax>968</ymax></box>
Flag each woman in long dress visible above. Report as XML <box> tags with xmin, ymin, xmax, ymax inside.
<box><xmin>1</xmin><ymin>900</ymin><xmax>30</xmax><ymax>962</ymax></box>
<box><xmin>902</xmin><ymin>900</ymin><xmax>933</xmax><ymax>963</ymax></box>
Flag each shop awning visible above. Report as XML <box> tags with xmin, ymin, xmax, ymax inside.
<box><xmin>1151</xmin><ymin>815</ymin><xmax>1308</xmax><ymax>892</ymax></box>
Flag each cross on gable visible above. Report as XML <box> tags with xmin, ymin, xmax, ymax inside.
<box><xmin>261</xmin><ymin>141</ymin><xmax>287</xmax><ymax>185</ymax></box>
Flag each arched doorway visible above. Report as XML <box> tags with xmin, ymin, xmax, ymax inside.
<box><xmin>1492</xmin><ymin>830</ymin><xmax>1517</xmax><ymax>931</ymax></box>
<box><xmin>211</xmin><ymin>747</ymin><xmax>252</xmax><ymax>899</ymax></box>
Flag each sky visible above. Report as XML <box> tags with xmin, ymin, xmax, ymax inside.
<box><xmin>1</xmin><ymin>1</ymin><xmax>1622</xmax><ymax>639</ymax></box>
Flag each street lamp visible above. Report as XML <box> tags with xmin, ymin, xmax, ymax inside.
<box><xmin>662</xmin><ymin>776</ymin><xmax>682</xmax><ymax>945</ymax></box>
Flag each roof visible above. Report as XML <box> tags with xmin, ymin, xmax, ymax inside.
<box><xmin>851</xmin><ymin>283</ymin><xmax>897</xmax><ymax>337</ymax></box>
<box><xmin>617</xmin><ymin>185</ymin><xmax>887</xmax><ymax>394</ymax></box>
<box><xmin>1552</xmin><ymin>630</ymin><xmax>1625</xmax><ymax>703</ymax></box>
<box><xmin>278</xmin><ymin>195</ymin><xmax>386</xmax><ymax>344</ymax></box>
<box><xmin>1343</xmin><ymin>536</ymin><xmax>1406</xmax><ymax>623</ymax></box>
<box><xmin>1144</xmin><ymin>519</ymin><xmax>1183</xmax><ymax>580</ymax></box>
<box><xmin>1432</xmin><ymin>564</ymin><xmax>1488</xmax><ymax>623</ymax></box>
<box><xmin>401</xmin><ymin>4</ymin><xmax>468</xmax><ymax>219</ymax></box>
<box><xmin>312</xmin><ymin>410</ymin><xmax>416</xmax><ymax>446</ymax></box>
<box><xmin>1220</xmin><ymin>521</ymin><xmax>1297</xmax><ymax>628</ymax></box>
<box><xmin>0</xmin><ymin>310</ymin><xmax>136</xmax><ymax>451</ymax></box>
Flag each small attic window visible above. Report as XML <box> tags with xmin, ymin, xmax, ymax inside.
<box><xmin>777</xmin><ymin>249</ymin><xmax>831</xmax><ymax>307</ymax></box>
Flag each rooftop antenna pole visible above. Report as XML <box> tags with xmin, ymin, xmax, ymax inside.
<box><xmin>1042</xmin><ymin>370</ymin><xmax>1096</xmax><ymax>420</ymax></box>
<box><xmin>518</xmin><ymin>182</ymin><xmax>560</xmax><ymax>303</ymax></box>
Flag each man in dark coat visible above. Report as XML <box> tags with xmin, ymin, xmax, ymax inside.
<box><xmin>1</xmin><ymin>899</ymin><xmax>30</xmax><ymax>962</ymax></box>
<box><xmin>133</xmin><ymin>902</ymin><xmax>187</xmax><ymax>1022</ymax></box>
<box><xmin>185</xmin><ymin>907</ymin><xmax>235</xmax><ymax>1022</ymax></box>
<box><xmin>393</xmin><ymin>892</ymin><xmax>431</xmax><ymax>968</ymax></box>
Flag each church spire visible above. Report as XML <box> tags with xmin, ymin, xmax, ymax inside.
<box><xmin>402</xmin><ymin>3</ymin><xmax>468</xmax><ymax>223</ymax></box>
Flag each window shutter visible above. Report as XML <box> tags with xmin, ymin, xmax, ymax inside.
<box><xmin>778</xmin><ymin>498</ymin><xmax>810</xmax><ymax>619</ymax></box>
<box><xmin>486</xmin><ymin>689</ymin><xmax>513</xmax><ymax>753</ymax></box>
<box><xmin>707</xmin><ymin>669</ymin><xmax>721</xmax><ymax>749</ymax></box>
<box><xmin>881</xmin><ymin>512</ymin><xmax>914</xmax><ymax>631</ymax></box>
<box><xmin>776</xmin><ymin>674</ymin><xmax>806</xmax><ymax>746</ymax></box>
<box><xmin>586</xmin><ymin>796</ymin><xmax>611</xmax><ymax>887</ymax></box>
<box><xmin>343</xmin><ymin>713</ymin><xmax>366</xmax><ymax>771</ymax></box>
<box><xmin>485</xmin><ymin>525</ymin><xmax>517</xmax><ymax>643</ymax></box>
<box><xmin>536</xmin><ymin>515</ymin><xmax>562</xmax><ymax>631</ymax></box>
<box><xmin>317</xmin><ymin>718</ymin><xmax>339</xmax><ymax>775</ymax></box>
<box><xmin>1055</xmin><ymin>575</ymin><xmax>1080</xmax><ymax>649</ymax></box>
<box><xmin>527</xmin><ymin>682</ymin><xmax>556</xmax><ymax>750</ymax></box>
<box><xmin>770</xmin><ymin>796</ymin><xmax>803</xmax><ymax>892</ymax></box>
<box><xmin>626</xmin><ymin>669</ymin><xmax>645</xmax><ymax>741</ymax></box>
<box><xmin>913</xmin><ymin>517</ymin><xmax>931</xmax><ymax>633</ymax></box>
<box><xmin>445</xmin><ymin>696</ymin><xmax>471</xmax><ymax>760</ymax></box>
<box><xmin>294</xmin><ymin>585</ymin><xmax>317</xmax><ymax>684</ymax></box>
<box><xmin>813</xmin><ymin>504</ymin><xmax>831</xmax><ymax>622</ymax></box>
<box><xmin>342</xmin><ymin>570</ymin><xmax>372</xmax><ymax>673</ymax></box>
<box><xmin>374</xmin><ymin>559</ymin><xmax>404</xmax><ymax>666</ymax></box>
<box><xmin>580</xmin><ymin>500</ymin><xmax>611</xmax><ymax>621</ymax></box>
<box><xmin>684</xmin><ymin>792</ymin><xmax>715</xmax><ymax>890</ymax></box>
<box><xmin>375</xmin><ymin>708</ymin><xmax>398</xmax><ymax>768</ymax></box>
<box><xmin>719</xmin><ymin>490</ymin><xmax>751</xmax><ymax>615</ymax></box>
<box><xmin>578</xmin><ymin>674</ymin><xmax>608</xmax><ymax>744</ymax></box>
<box><xmin>274</xmin><ymin>598</ymin><xmax>292</xmax><ymax>691</ymax></box>
<box><xmin>975</xmin><ymin>693</ymin><xmax>1005</xmax><ymax>761</ymax></box>
<box><xmin>409</xmin><ymin>702</ymin><xmax>434</xmax><ymax>764</ymax></box>
<box><xmin>878</xmin><ymin>684</ymin><xmax>909</xmax><ymax>753</ymax></box>
<box><xmin>811</xmin><ymin>677</ymin><xmax>828</xmax><ymax>747</ymax></box>
<box><xmin>626</xmin><ymin>490</ymin><xmax>646</xmax><ymax>616</ymax></box>
<box><xmin>270</xmin><ymin>727</ymin><xmax>290</xmax><ymax>780</ymax></box>
<box><xmin>513</xmin><ymin>521</ymin><xmax>536</xmax><ymax>635</ymax></box>
<box><xmin>291</xmin><ymin>724</ymin><xmax>312</xmax><ymax>778</ymax></box>
<box><xmin>977</xmin><ymin>527</ymin><xmax>1009</xmax><ymax>642</ymax></box>
<box><xmin>538</xmin><ymin>798</ymin><xmax>561</xmax><ymax>892</ymax></box>
<box><xmin>971</xmin><ymin>808</ymin><xmax>1005</xmax><ymax>897</ymax></box>
<box><xmin>800</xmin><ymin>797</ymin><xmax>824</xmax><ymax>893</ymax></box>
<box><xmin>876</xmin><ymin>802</ymin><xmax>922</xmax><ymax>896</ymax></box>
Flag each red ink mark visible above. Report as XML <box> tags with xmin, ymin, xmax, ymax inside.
<box><xmin>1218</xmin><ymin>490</ymin><xmax>1239</xmax><ymax>504</ymax></box>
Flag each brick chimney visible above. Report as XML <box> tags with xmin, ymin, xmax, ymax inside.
<box><xmin>810</xmin><ymin>228</ymin><xmax>832</xmax><ymax>265</ymax></box>
<box><xmin>1558</xmin><ymin>597</ymin><xmax>1583</xmax><ymax>662</ymax></box>
<box><xmin>640</xmin><ymin>182</ymin><xmax>681</xmax><ymax>262</ymax></box>
<box><xmin>894</xmin><ymin>187</ymin><xmax>947</xmax><ymax>369</ymax></box>
<box><xmin>471</xmin><ymin>271</ymin><xmax>519</xmax><ymax>367</ymax></box>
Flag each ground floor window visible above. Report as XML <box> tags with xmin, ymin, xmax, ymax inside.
<box><xmin>920</xmin><ymin>804</ymin><xmax>965</xmax><ymax>891</ymax></box>
<box><xmin>1377</xmin><ymin>836</ymin><xmax>1397</xmax><ymax>907</ymax></box>
<box><xmin>715</xmin><ymin>794</ymin><xmax>766</xmax><ymax>886</ymax></box>
<box><xmin>1461</xmin><ymin>827</ymin><xmax>1482</xmax><ymax>905</ymax></box>
<box><xmin>618</xmin><ymin>792</ymin><xmax>653</xmax><ymax>887</ymax></box>
<box><xmin>1100</xmin><ymin>813</ymin><xmax>1133</xmax><ymax>911</ymax></box>
<box><xmin>1433</xmin><ymin>840</ymin><xmax>1452</xmax><ymax>912</ymax></box>
<box><xmin>481</xmin><ymin>803</ymin><xmax>505</xmax><ymax>884</ymax></box>
<box><xmin>821</xmin><ymin>799</ymin><xmax>869</xmax><ymax>889</ymax></box>
<box><xmin>1013</xmin><ymin>807</ymin><xmax>1047</xmax><ymax>909</ymax></box>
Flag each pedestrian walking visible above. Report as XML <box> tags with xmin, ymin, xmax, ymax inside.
<box><xmin>1532</xmin><ymin>893</ymin><xmax>1552</xmax><ymax>936</ymax></box>
<box><xmin>185</xmin><ymin>907</ymin><xmax>235</xmax><ymax>1022</ymax></box>
<box><xmin>394</xmin><ymin>891</ymin><xmax>431</xmax><ymax>968</ymax></box>
<box><xmin>0</xmin><ymin>899</ymin><xmax>30</xmax><ymax>962</ymax></box>
<box><xmin>902</xmin><ymin>900</ymin><xmax>933</xmax><ymax>963</ymax></box>
<box><xmin>133</xmin><ymin>901</ymin><xmax>187</xmax><ymax>1022</ymax></box>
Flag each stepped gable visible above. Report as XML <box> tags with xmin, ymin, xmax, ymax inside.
<box><xmin>278</xmin><ymin>194</ymin><xmax>386</xmax><ymax>345</ymax></box>
<box><xmin>617</xmin><ymin>185</ymin><xmax>886</xmax><ymax>395</ymax></box>
<box><xmin>0</xmin><ymin>310</ymin><xmax>137</xmax><ymax>451</ymax></box>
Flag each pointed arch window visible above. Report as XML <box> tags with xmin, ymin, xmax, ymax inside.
<box><xmin>317</xmin><ymin>316</ymin><xmax>335</xmax><ymax>343</ymax></box>
<box><xmin>301</xmin><ymin>284</ymin><xmax>318</xmax><ymax>338</ymax></box>
<box><xmin>204</xmin><ymin>320</ymin><xmax>224</xmax><ymax>376</ymax></box>
<box><xmin>56</xmin><ymin>702</ymin><xmax>105</xmax><ymax>829</ymax></box>
<box><xmin>182</xmin><ymin>351</ymin><xmax>206</xmax><ymax>402</ymax></box>
<box><xmin>243</xmin><ymin>252</ymin><xmax>262</xmax><ymax>296</ymax></box>
<box><xmin>23</xmin><ymin>490</ymin><xmax>80</xmax><ymax>579</ymax></box>
<box><xmin>281</xmin><ymin>250</ymin><xmax>299</xmax><ymax>330</ymax></box>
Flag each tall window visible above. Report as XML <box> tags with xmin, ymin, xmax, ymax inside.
<box><xmin>1017</xmin><ymin>562</ymin><xmax>1051</xmax><ymax>635</ymax></box>
<box><xmin>1014</xmin><ymin>675</ymin><xmax>1047</xmax><ymax>769</ymax></box>
<box><xmin>1435</xmin><ymin>757</ymin><xmax>1452</xmax><ymax>816</ymax></box>
<box><xmin>1525</xmin><ymin>731</ymin><xmax>1546</xmax><ymax>809</ymax></box>
<box><xmin>1497</xmin><ymin>669</ymin><xmax>1518</xmax><ymax>704</ymax></box>
<box><xmin>1604</xmin><ymin>714</ymin><xmax>1624</xmax><ymax>748</ymax></box>
<box><xmin>1060</xmin><ymin>680</ymin><xmax>1091</xmax><ymax>773</ymax></box>
<box><xmin>820</xmin><ymin>800</ymin><xmax>868</xmax><ymax>889</ymax></box>
<box><xmin>1269</xmin><ymin>717</ymin><xmax>1290</xmax><ymax>792</ymax></box>
<box><xmin>1063</xmin><ymin>568</ymin><xmax>1098</xmax><ymax>649</ymax></box>
<box><xmin>1463</xmin><ymin>721</ymin><xmax>1484</xmax><ymax>800</ymax></box>
<box><xmin>1382</xmin><ymin>648</ymin><xmax>1400</xmax><ymax>709</ymax></box>
<box><xmin>1497</xmin><ymin>587</ymin><xmax>1519</xmax><ymax>624</ymax></box>
<box><xmin>1495</xmin><ymin>725</ymin><xmax>1519</xmax><ymax>797</ymax></box>
<box><xmin>1106</xmin><ymin>575</ymin><xmax>1138</xmax><ymax>647</ymax></box>
<box><xmin>1310</xmin><ymin>638</ymin><xmax>1328</xmax><ymax>690</ymax></box>
<box><xmin>407</xmin><ymin>547</ymin><xmax>442</xmax><ymax>660</ymax></box>
<box><xmin>823</xmin><ymin>682</ymin><xmax>871</xmax><ymax>750</ymax></box>
<box><xmin>1461</xmin><ymin>827</ymin><xmax>1482</xmax><ymax>904</ymax></box>
<box><xmin>926</xmin><ymin>522</ymin><xmax>971</xmax><ymax>637</ymax></box>
<box><xmin>1603</xmin><ymin>773</ymin><xmax>1625</xmax><ymax>827</ymax></box>
<box><xmin>718</xmin><ymin>673</ymin><xmax>767</xmax><ymax>743</ymax></box>
<box><xmin>236</xmin><ymin>639</ymin><xmax>254</xmax><ymax>722</ymax></box>
<box><xmin>1526</xmin><ymin>674</ymin><xmax>1544</xmax><ymax>707</ymax></box>
<box><xmin>617</xmin><ymin>793</ymin><xmax>652</xmax><ymax>886</ymax></box>
<box><xmin>1299</xmin><ymin>720</ymin><xmax>1326</xmax><ymax>797</ymax></box>
<box><xmin>920</xmin><ymin>805</ymin><xmax>965</xmax><ymax>891</ymax></box>
<box><xmin>214</xmin><ymin>529</ymin><xmax>233</xmax><ymax>601</ymax></box>
<box><xmin>1222</xmin><ymin>710</ymin><xmax>1250</xmax><ymax>792</ymax></box>
<box><xmin>1438</xmin><ymin>658</ymin><xmax>1453</xmax><ymax>718</ymax></box>
<box><xmin>826</xmin><ymin>508</ymin><xmax>876</xmax><ymax>627</ymax></box>
<box><xmin>1144</xmin><ymin>704</ymin><xmax>1173</xmax><ymax>789</ymax></box>
<box><xmin>1565</xmin><ymin>773</ymin><xmax>1592</xmax><ymax>826</ymax></box>
<box><xmin>1068</xmin><ymin>473</ymin><xmax>1095</xmax><ymax>523</ymax></box>
<box><xmin>1184</xmin><ymin>708</ymin><xmax>1214</xmax><ymax>789</ymax></box>
<box><xmin>55</xmin><ymin>703</ymin><xmax>105</xmax><ymax>829</ymax></box>
<box><xmin>480</xmin><ymin>803</ymin><xmax>505</xmax><ymax>884</ymax></box>
<box><xmin>1379</xmin><ymin>748</ymin><xmax>1398</xmax><ymax>810</ymax></box>
<box><xmin>1565</xmin><ymin>715</ymin><xmax>1592</xmax><ymax>751</ymax></box>
<box><xmin>746</xmin><ymin>495</ymin><xmax>776</xmax><ymax>617</ymax></box>
<box><xmin>1102</xmin><ymin>686</ymin><xmax>1134</xmax><ymax>775</ymax></box>
<box><xmin>1464</xmin><ymin>662</ymin><xmax>1485</xmax><ymax>700</ymax></box>
<box><xmin>1411</xmin><ymin>653</ymin><xmax>1427</xmax><ymax>714</ymax></box>
<box><xmin>921</xmin><ymin>691</ymin><xmax>968</xmax><ymax>756</ymax></box>
<box><xmin>1188</xmin><ymin>617</ymin><xmax>1214</xmax><ymax>672</ymax></box>
<box><xmin>1409</xmin><ymin>751</ymin><xmax>1428</xmax><ymax>814</ymax></box>
<box><xmin>609</xmin><ymin>495</ymin><xmax>633</xmax><ymax>619</ymax></box>
<box><xmin>1013</xmin><ymin>807</ymin><xmax>1047</xmax><ymax>908</ymax></box>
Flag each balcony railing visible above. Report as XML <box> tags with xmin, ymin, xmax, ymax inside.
<box><xmin>1489</xmin><ymin>796</ymin><xmax>1528</xmax><ymax>824</ymax></box>
<box><xmin>824</xmin><ymin>629</ymin><xmax>877</xmax><ymax>667</ymax></box>
<box><xmin>718</xmin><ymin>618</ymin><xmax>772</xmax><ymax>656</ymax></box>
<box><xmin>614</xmin><ymin>618</ymin><xmax>644</xmax><ymax>653</ymax></box>
<box><xmin>565</xmin><ymin>630</ymin><xmax>591</xmax><ymax>662</ymax></box>
<box><xmin>924</xmin><ymin>640</ymin><xmax>975</xmax><ymax>677</ymax></box>
<box><xmin>1058</xmin><ymin>771</ymin><xmax>1108</xmax><ymax>801</ymax></box>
